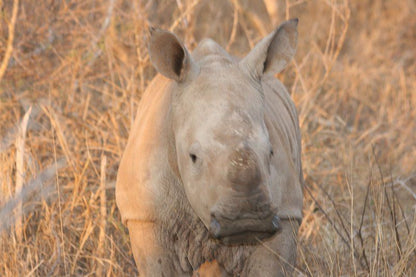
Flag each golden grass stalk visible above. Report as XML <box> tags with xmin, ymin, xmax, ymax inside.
<box><xmin>97</xmin><ymin>154</ymin><xmax>107</xmax><ymax>275</ymax></box>
<box><xmin>0</xmin><ymin>0</ymin><xmax>19</xmax><ymax>82</ymax></box>
<box><xmin>14</xmin><ymin>106</ymin><xmax>32</xmax><ymax>242</ymax></box>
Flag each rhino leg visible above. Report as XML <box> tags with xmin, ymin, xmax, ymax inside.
<box><xmin>127</xmin><ymin>220</ymin><xmax>189</xmax><ymax>276</ymax></box>
<box><xmin>242</xmin><ymin>219</ymin><xmax>300</xmax><ymax>277</ymax></box>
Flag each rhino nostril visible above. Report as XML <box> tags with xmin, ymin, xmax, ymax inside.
<box><xmin>271</xmin><ymin>215</ymin><xmax>281</xmax><ymax>231</ymax></box>
<box><xmin>209</xmin><ymin>217</ymin><xmax>221</xmax><ymax>238</ymax></box>
<box><xmin>189</xmin><ymin>153</ymin><xmax>197</xmax><ymax>163</ymax></box>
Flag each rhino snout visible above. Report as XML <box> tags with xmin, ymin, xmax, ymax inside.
<box><xmin>209</xmin><ymin>212</ymin><xmax>281</xmax><ymax>244</ymax></box>
<box><xmin>227</xmin><ymin>146</ymin><xmax>261</xmax><ymax>192</ymax></box>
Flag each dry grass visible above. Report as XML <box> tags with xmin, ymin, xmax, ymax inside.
<box><xmin>0</xmin><ymin>0</ymin><xmax>415</xmax><ymax>275</ymax></box>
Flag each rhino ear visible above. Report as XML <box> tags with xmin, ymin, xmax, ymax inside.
<box><xmin>149</xmin><ymin>27</ymin><xmax>198</xmax><ymax>82</ymax></box>
<box><xmin>240</xmin><ymin>18</ymin><xmax>298</xmax><ymax>78</ymax></box>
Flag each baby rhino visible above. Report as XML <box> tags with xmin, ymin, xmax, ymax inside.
<box><xmin>116</xmin><ymin>19</ymin><xmax>304</xmax><ymax>276</ymax></box>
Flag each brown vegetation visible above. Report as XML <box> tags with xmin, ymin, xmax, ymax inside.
<box><xmin>0</xmin><ymin>0</ymin><xmax>415</xmax><ymax>275</ymax></box>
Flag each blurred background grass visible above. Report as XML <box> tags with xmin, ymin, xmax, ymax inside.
<box><xmin>0</xmin><ymin>0</ymin><xmax>415</xmax><ymax>275</ymax></box>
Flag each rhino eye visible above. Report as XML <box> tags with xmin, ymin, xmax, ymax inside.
<box><xmin>189</xmin><ymin>153</ymin><xmax>197</xmax><ymax>163</ymax></box>
<box><xmin>270</xmin><ymin>149</ymin><xmax>274</xmax><ymax>158</ymax></box>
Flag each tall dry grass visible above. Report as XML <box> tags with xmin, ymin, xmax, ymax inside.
<box><xmin>0</xmin><ymin>0</ymin><xmax>415</xmax><ymax>276</ymax></box>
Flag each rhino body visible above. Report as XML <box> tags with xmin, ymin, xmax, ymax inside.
<box><xmin>116</xmin><ymin>19</ymin><xmax>304</xmax><ymax>276</ymax></box>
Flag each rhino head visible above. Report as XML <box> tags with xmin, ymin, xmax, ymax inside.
<box><xmin>148</xmin><ymin>19</ymin><xmax>298</xmax><ymax>244</ymax></box>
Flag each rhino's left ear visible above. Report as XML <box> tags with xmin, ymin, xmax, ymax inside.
<box><xmin>149</xmin><ymin>27</ymin><xmax>199</xmax><ymax>82</ymax></box>
<box><xmin>240</xmin><ymin>18</ymin><xmax>298</xmax><ymax>78</ymax></box>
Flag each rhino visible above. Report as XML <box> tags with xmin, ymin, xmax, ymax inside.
<box><xmin>116</xmin><ymin>19</ymin><xmax>304</xmax><ymax>276</ymax></box>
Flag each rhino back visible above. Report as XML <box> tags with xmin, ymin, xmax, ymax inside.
<box><xmin>116</xmin><ymin>75</ymin><xmax>175</xmax><ymax>224</ymax></box>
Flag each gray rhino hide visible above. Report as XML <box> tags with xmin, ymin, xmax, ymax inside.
<box><xmin>116</xmin><ymin>19</ymin><xmax>304</xmax><ymax>276</ymax></box>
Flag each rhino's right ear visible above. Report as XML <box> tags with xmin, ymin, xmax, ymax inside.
<box><xmin>149</xmin><ymin>27</ymin><xmax>199</xmax><ymax>82</ymax></box>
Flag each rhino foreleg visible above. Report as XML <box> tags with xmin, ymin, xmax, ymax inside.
<box><xmin>127</xmin><ymin>220</ymin><xmax>189</xmax><ymax>276</ymax></box>
<box><xmin>242</xmin><ymin>219</ymin><xmax>300</xmax><ymax>277</ymax></box>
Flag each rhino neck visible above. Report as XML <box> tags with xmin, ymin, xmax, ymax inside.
<box><xmin>157</xmin><ymin>190</ymin><xmax>253</xmax><ymax>275</ymax></box>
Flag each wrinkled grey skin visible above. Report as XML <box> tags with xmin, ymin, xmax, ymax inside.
<box><xmin>116</xmin><ymin>19</ymin><xmax>304</xmax><ymax>276</ymax></box>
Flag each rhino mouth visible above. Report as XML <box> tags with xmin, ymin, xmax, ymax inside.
<box><xmin>209</xmin><ymin>213</ymin><xmax>280</xmax><ymax>245</ymax></box>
